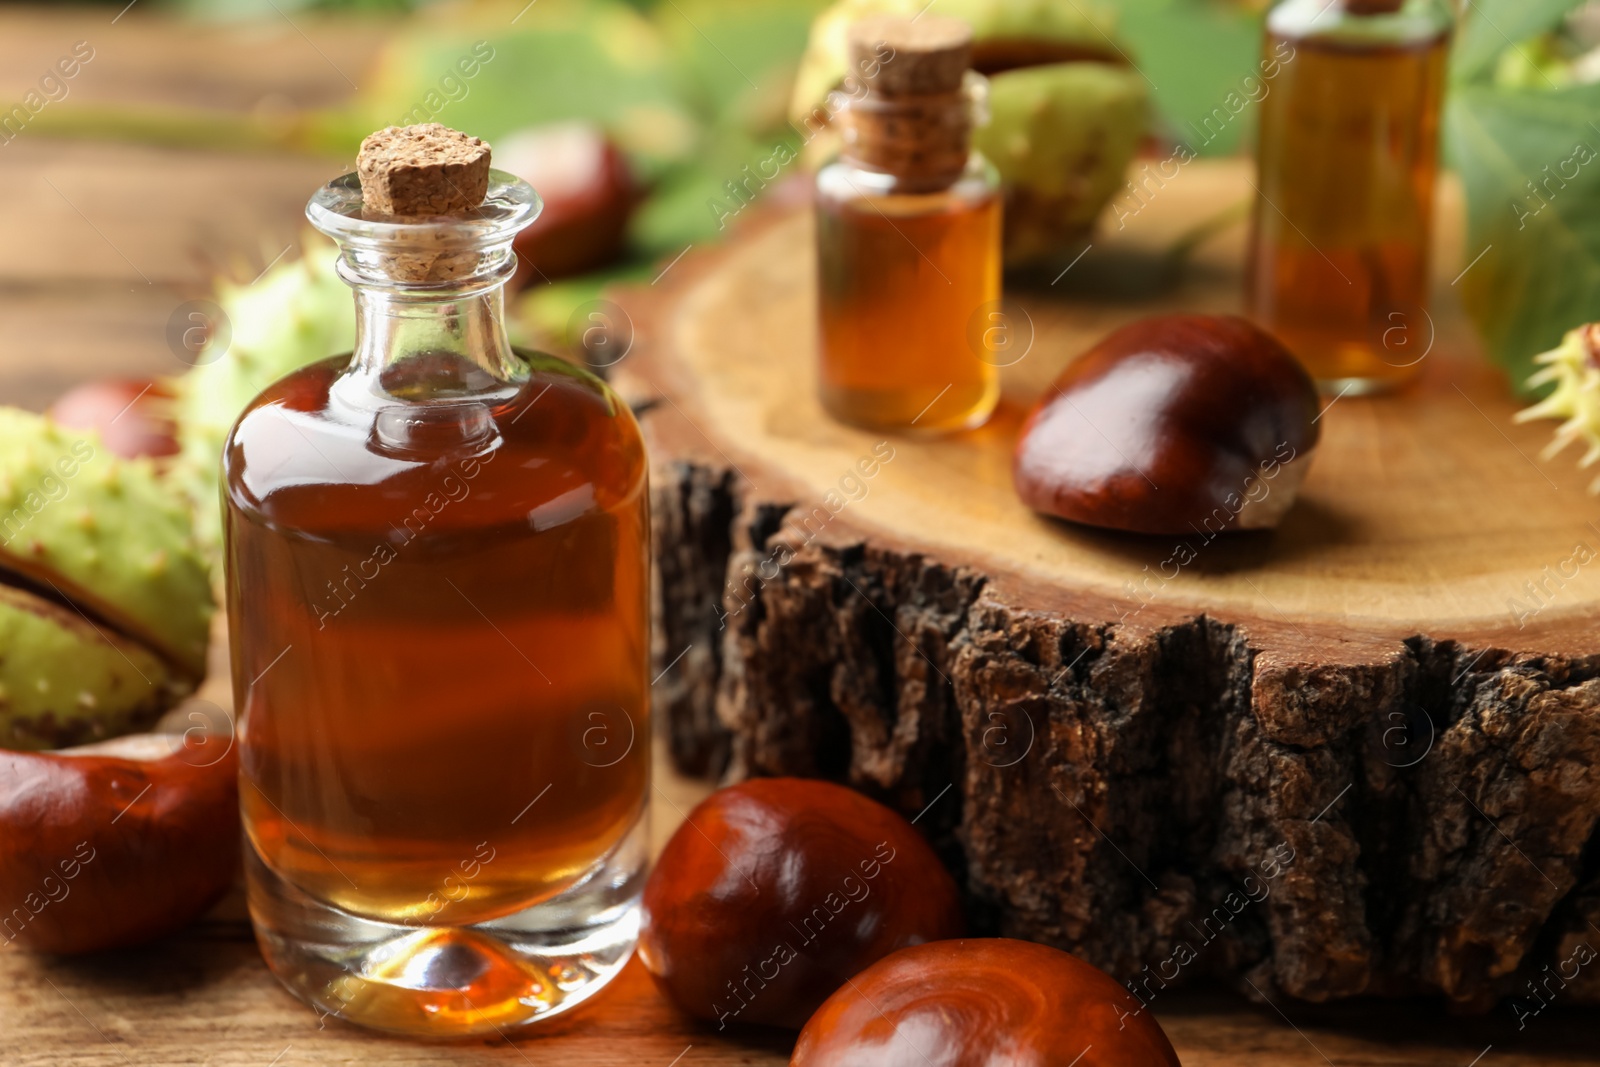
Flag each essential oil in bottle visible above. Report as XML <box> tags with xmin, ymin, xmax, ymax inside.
<box><xmin>1245</xmin><ymin>0</ymin><xmax>1453</xmax><ymax>394</ymax></box>
<box><xmin>226</xmin><ymin>125</ymin><xmax>649</xmax><ymax>1037</ymax></box>
<box><xmin>816</xmin><ymin>14</ymin><xmax>1002</xmax><ymax>432</ymax></box>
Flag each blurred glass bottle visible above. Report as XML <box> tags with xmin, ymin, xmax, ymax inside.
<box><xmin>816</xmin><ymin>14</ymin><xmax>1002</xmax><ymax>432</ymax></box>
<box><xmin>1246</xmin><ymin>0</ymin><xmax>1453</xmax><ymax>394</ymax></box>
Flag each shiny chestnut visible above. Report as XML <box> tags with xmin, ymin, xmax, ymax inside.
<box><xmin>0</xmin><ymin>732</ymin><xmax>238</xmax><ymax>953</ymax></box>
<box><xmin>48</xmin><ymin>378</ymin><xmax>179</xmax><ymax>461</ymax></box>
<box><xmin>498</xmin><ymin>121</ymin><xmax>637</xmax><ymax>286</ymax></box>
<box><xmin>640</xmin><ymin>777</ymin><xmax>964</xmax><ymax>1030</ymax></box>
<box><xmin>792</xmin><ymin>938</ymin><xmax>1182</xmax><ymax>1067</ymax></box>
<box><xmin>1014</xmin><ymin>314</ymin><xmax>1319</xmax><ymax>535</ymax></box>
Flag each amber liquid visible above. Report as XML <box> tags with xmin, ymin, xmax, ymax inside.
<box><xmin>1246</xmin><ymin>27</ymin><xmax>1448</xmax><ymax>392</ymax></box>
<box><xmin>816</xmin><ymin>169</ymin><xmax>1001</xmax><ymax>431</ymax></box>
<box><xmin>226</xmin><ymin>353</ymin><xmax>649</xmax><ymax>928</ymax></box>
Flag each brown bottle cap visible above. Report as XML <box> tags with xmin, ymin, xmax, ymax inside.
<box><xmin>849</xmin><ymin>14</ymin><xmax>972</xmax><ymax>97</ymax></box>
<box><xmin>357</xmin><ymin>123</ymin><xmax>491</xmax><ymax>217</ymax></box>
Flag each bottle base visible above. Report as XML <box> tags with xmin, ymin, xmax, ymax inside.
<box><xmin>1315</xmin><ymin>373</ymin><xmax>1410</xmax><ymax>397</ymax></box>
<box><xmin>820</xmin><ymin>381</ymin><xmax>998</xmax><ymax>434</ymax></box>
<box><xmin>1263</xmin><ymin>330</ymin><xmax>1424</xmax><ymax>396</ymax></box>
<box><xmin>245</xmin><ymin>816</ymin><xmax>646</xmax><ymax>1038</ymax></box>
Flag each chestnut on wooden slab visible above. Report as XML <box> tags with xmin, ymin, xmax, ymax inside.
<box><xmin>791</xmin><ymin>938</ymin><xmax>1182</xmax><ymax>1067</ymax></box>
<box><xmin>0</xmin><ymin>733</ymin><xmax>238</xmax><ymax>953</ymax></box>
<box><xmin>639</xmin><ymin>777</ymin><xmax>964</xmax><ymax>1030</ymax></box>
<box><xmin>1013</xmin><ymin>313</ymin><xmax>1319</xmax><ymax>535</ymax></box>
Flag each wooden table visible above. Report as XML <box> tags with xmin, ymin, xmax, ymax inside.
<box><xmin>2</xmin><ymin>6</ymin><xmax>1597</xmax><ymax>1064</ymax></box>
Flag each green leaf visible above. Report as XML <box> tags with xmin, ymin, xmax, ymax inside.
<box><xmin>653</xmin><ymin>0</ymin><xmax>828</xmax><ymax>133</ymax></box>
<box><xmin>1445</xmin><ymin>82</ymin><xmax>1600</xmax><ymax>392</ymax></box>
<box><xmin>1106</xmin><ymin>0</ymin><xmax>1265</xmax><ymax>156</ymax></box>
<box><xmin>348</xmin><ymin>0</ymin><xmax>698</xmax><ymax>164</ymax></box>
<box><xmin>1452</xmin><ymin>0</ymin><xmax>1581</xmax><ymax>83</ymax></box>
<box><xmin>631</xmin><ymin>128</ymin><xmax>782</xmax><ymax>254</ymax></box>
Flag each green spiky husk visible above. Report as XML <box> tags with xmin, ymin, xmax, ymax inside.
<box><xmin>975</xmin><ymin>62</ymin><xmax>1148</xmax><ymax>264</ymax></box>
<box><xmin>170</xmin><ymin>236</ymin><xmax>356</xmax><ymax>567</ymax></box>
<box><xmin>0</xmin><ymin>585</ymin><xmax>187</xmax><ymax>752</ymax></box>
<box><xmin>1516</xmin><ymin>323</ymin><xmax>1600</xmax><ymax>493</ymax></box>
<box><xmin>0</xmin><ymin>409</ymin><xmax>212</xmax><ymax>677</ymax></box>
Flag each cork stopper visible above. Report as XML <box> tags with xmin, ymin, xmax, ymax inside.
<box><xmin>841</xmin><ymin>15</ymin><xmax>977</xmax><ymax>191</ymax></box>
<box><xmin>357</xmin><ymin>124</ymin><xmax>491</xmax><ymax>217</ymax></box>
<box><xmin>849</xmin><ymin>15</ymin><xmax>972</xmax><ymax>97</ymax></box>
<box><xmin>331</xmin><ymin>124</ymin><xmax>513</xmax><ymax>284</ymax></box>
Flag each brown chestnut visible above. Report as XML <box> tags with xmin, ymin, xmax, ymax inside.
<box><xmin>0</xmin><ymin>731</ymin><xmax>238</xmax><ymax>953</ymax></box>
<box><xmin>792</xmin><ymin>938</ymin><xmax>1182</xmax><ymax>1067</ymax></box>
<box><xmin>640</xmin><ymin>777</ymin><xmax>964</xmax><ymax>1030</ymax></box>
<box><xmin>1014</xmin><ymin>314</ymin><xmax>1319</xmax><ymax>535</ymax></box>
<box><xmin>497</xmin><ymin>121</ymin><xmax>637</xmax><ymax>286</ymax></box>
<box><xmin>47</xmin><ymin>378</ymin><xmax>179</xmax><ymax>461</ymax></box>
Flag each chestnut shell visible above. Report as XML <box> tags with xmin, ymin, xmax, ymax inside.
<box><xmin>48</xmin><ymin>378</ymin><xmax>179</xmax><ymax>461</ymax></box>
<box><xmin>499</xmin><ymin>123</ymin><xmax>637</xmax><ymax>286</ymax></box>
<box><xmin>640</xmin><ymin>777</ymin><xmax>964</xmax><ymax>1030</ymax></box>
<box><xmin>1013</xmin><ymin>314</ymin><xmax>1319</xmax><ymax>535</ymax></box>
<box><xmin>0</xmin><ymin>736</ymin><xmax>238</xmax><ymax>953</ymax></box>
<box><xmin>792</xmin><ymin>938</ymin><xmax>1182</xmax><ymax>1067</ymax></box>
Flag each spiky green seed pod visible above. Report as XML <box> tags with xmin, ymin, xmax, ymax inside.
<box><xmin>975</xmin><ymin>62</ymin><xmax>1148</xmax><ymax>265</ymax></box>
<box><xmin>0</xmin><ymin>585</ymin><xmax>186</xmax><ymax>751</ymax></box>
<box><xmin>170</xmin><ymin>235</ymin><xmax>356</xmax><ymax>567</ymax></box>
<box><xmin>0</xmin><ymin>409</ymin><xmax>212</xmax><ymax>677</ymax></box>
<box><xmin>1515</xmin><ymin>324</ymin><xmax>1600</xmax><ymax>493</ymax></box>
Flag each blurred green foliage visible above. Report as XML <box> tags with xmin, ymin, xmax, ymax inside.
<box><xmin>115</xmin><ymin>0</ymin><xmax>1600</xmax><ymax>383</ymax></box>
<box><xmin>337</xmin><ymin>0</ymin><xmax>826</xmax><ymax>261</ymax></box>
<box><xmin>1445</xmin><ymin>0</ymin><xmax>1600</xmax><ymax>392</ymax></box>
<box><xmin>1452</xmin><ymin>0</ymin><xmax>1578</xmax><ymax>81</ymax></box>
<box><xmin>1106</xmin><ymin>0</ymin><xmax>1264</xmax><ymax>155</ymax></box>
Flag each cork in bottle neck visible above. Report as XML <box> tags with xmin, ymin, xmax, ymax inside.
<box><xmin>309</xmin><ymin>124</ymin><xmax>541</xmax><ymax>291</ymax></box>
<box><xmin>308</xmin><ymin>124</ymin><xmax>540</xmax><ymax>412</ymax></box>
<box><xmin>841</xmin><ymin>15</ymin><xmax>977</xmax><ymax>192</ymax></box>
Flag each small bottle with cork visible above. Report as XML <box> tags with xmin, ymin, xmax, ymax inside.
<box><xmin>225</xmin><ymin>124</ymin><xmax>650</xmax><ymax>1036</ymax></box>
<box><xmin>816</xmin><ymin>14</ymin><xmax>1003</xmax><ymax>432</ymax></box>
<box><xmin>1245</xmin><ymin>0</ymin><xmax>1454</xmax><ymax>394</ymax></box>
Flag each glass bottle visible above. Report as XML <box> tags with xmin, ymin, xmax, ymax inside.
<box><xmin>225</xmin><ymin>168</ymin><xmax>650</xmax><ymax>1036</ymax></box>
<box><xmin>816</xmin><ymin>15</ymin><xmax>1002</xmax><ymax>432</ymax></box>
<box><xmin>1245</xmin><ymin>0</ymin><xmax>1453</xmax><ymax>394</ymax></box>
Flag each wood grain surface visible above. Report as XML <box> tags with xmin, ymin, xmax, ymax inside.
<box><xmin>621</xmin><ymin>168</ymin><xmax>1600</xmax><ymax>1014</ymax></box>
<box><xmin>623</xmin><ymin>171</ymin><xmax>1600</xmax><ymax>653</ymax></box>
<box><xmin>2</xmin><ymin>5</ymin><xmax>1598</xmax><ymax>1065</ymax></box>
<box><xmin>8</xmin><ymin>916</ymin><xmax>1600</xmax><ymax>1067</ymax></box>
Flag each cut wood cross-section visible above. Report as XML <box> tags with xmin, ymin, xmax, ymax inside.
<box><xmin>615</xmin><ymin>163</ymin><xmax>1600</xmax><ymax>1011</ymax></box>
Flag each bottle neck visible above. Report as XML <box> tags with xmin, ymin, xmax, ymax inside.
<box><xmin>305</xmin><ymin>169</ymin><xmax>542</xmax><ymax>413</ymax></box>
<box><xmin>840</xmin><ymin>72</ymin><xmax>986</xmax><ymax>193</ymax></box>
<box><xmin>333</xmin><ymin>252</ymin><xmax>526</xmax><ymax>412</ymax></box>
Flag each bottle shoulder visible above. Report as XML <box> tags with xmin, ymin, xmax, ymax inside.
<box><xmin>223</xmin><ymin>348</ymin><xmax>646</xmax><ymax>535</ymax></box>
<box><xmin>1268</xmin><ymin>0</ymin><xmax>1452</xmax><ymax>47</ymax></box>
<box><xmin>815</xmin><ymin>155</ymin><xmax>999</xmax><ymax>215</ymax></box>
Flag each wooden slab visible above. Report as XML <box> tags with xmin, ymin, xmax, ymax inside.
<box><xmin>632</xmin><ymin>165</ymin><xmax>1600</xmax><ymax>653</ymax></box>
<box><xmin>620</xmin><ymin>162</ymin><xmax>1600</xmax><ymax>1013</ymax></box>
